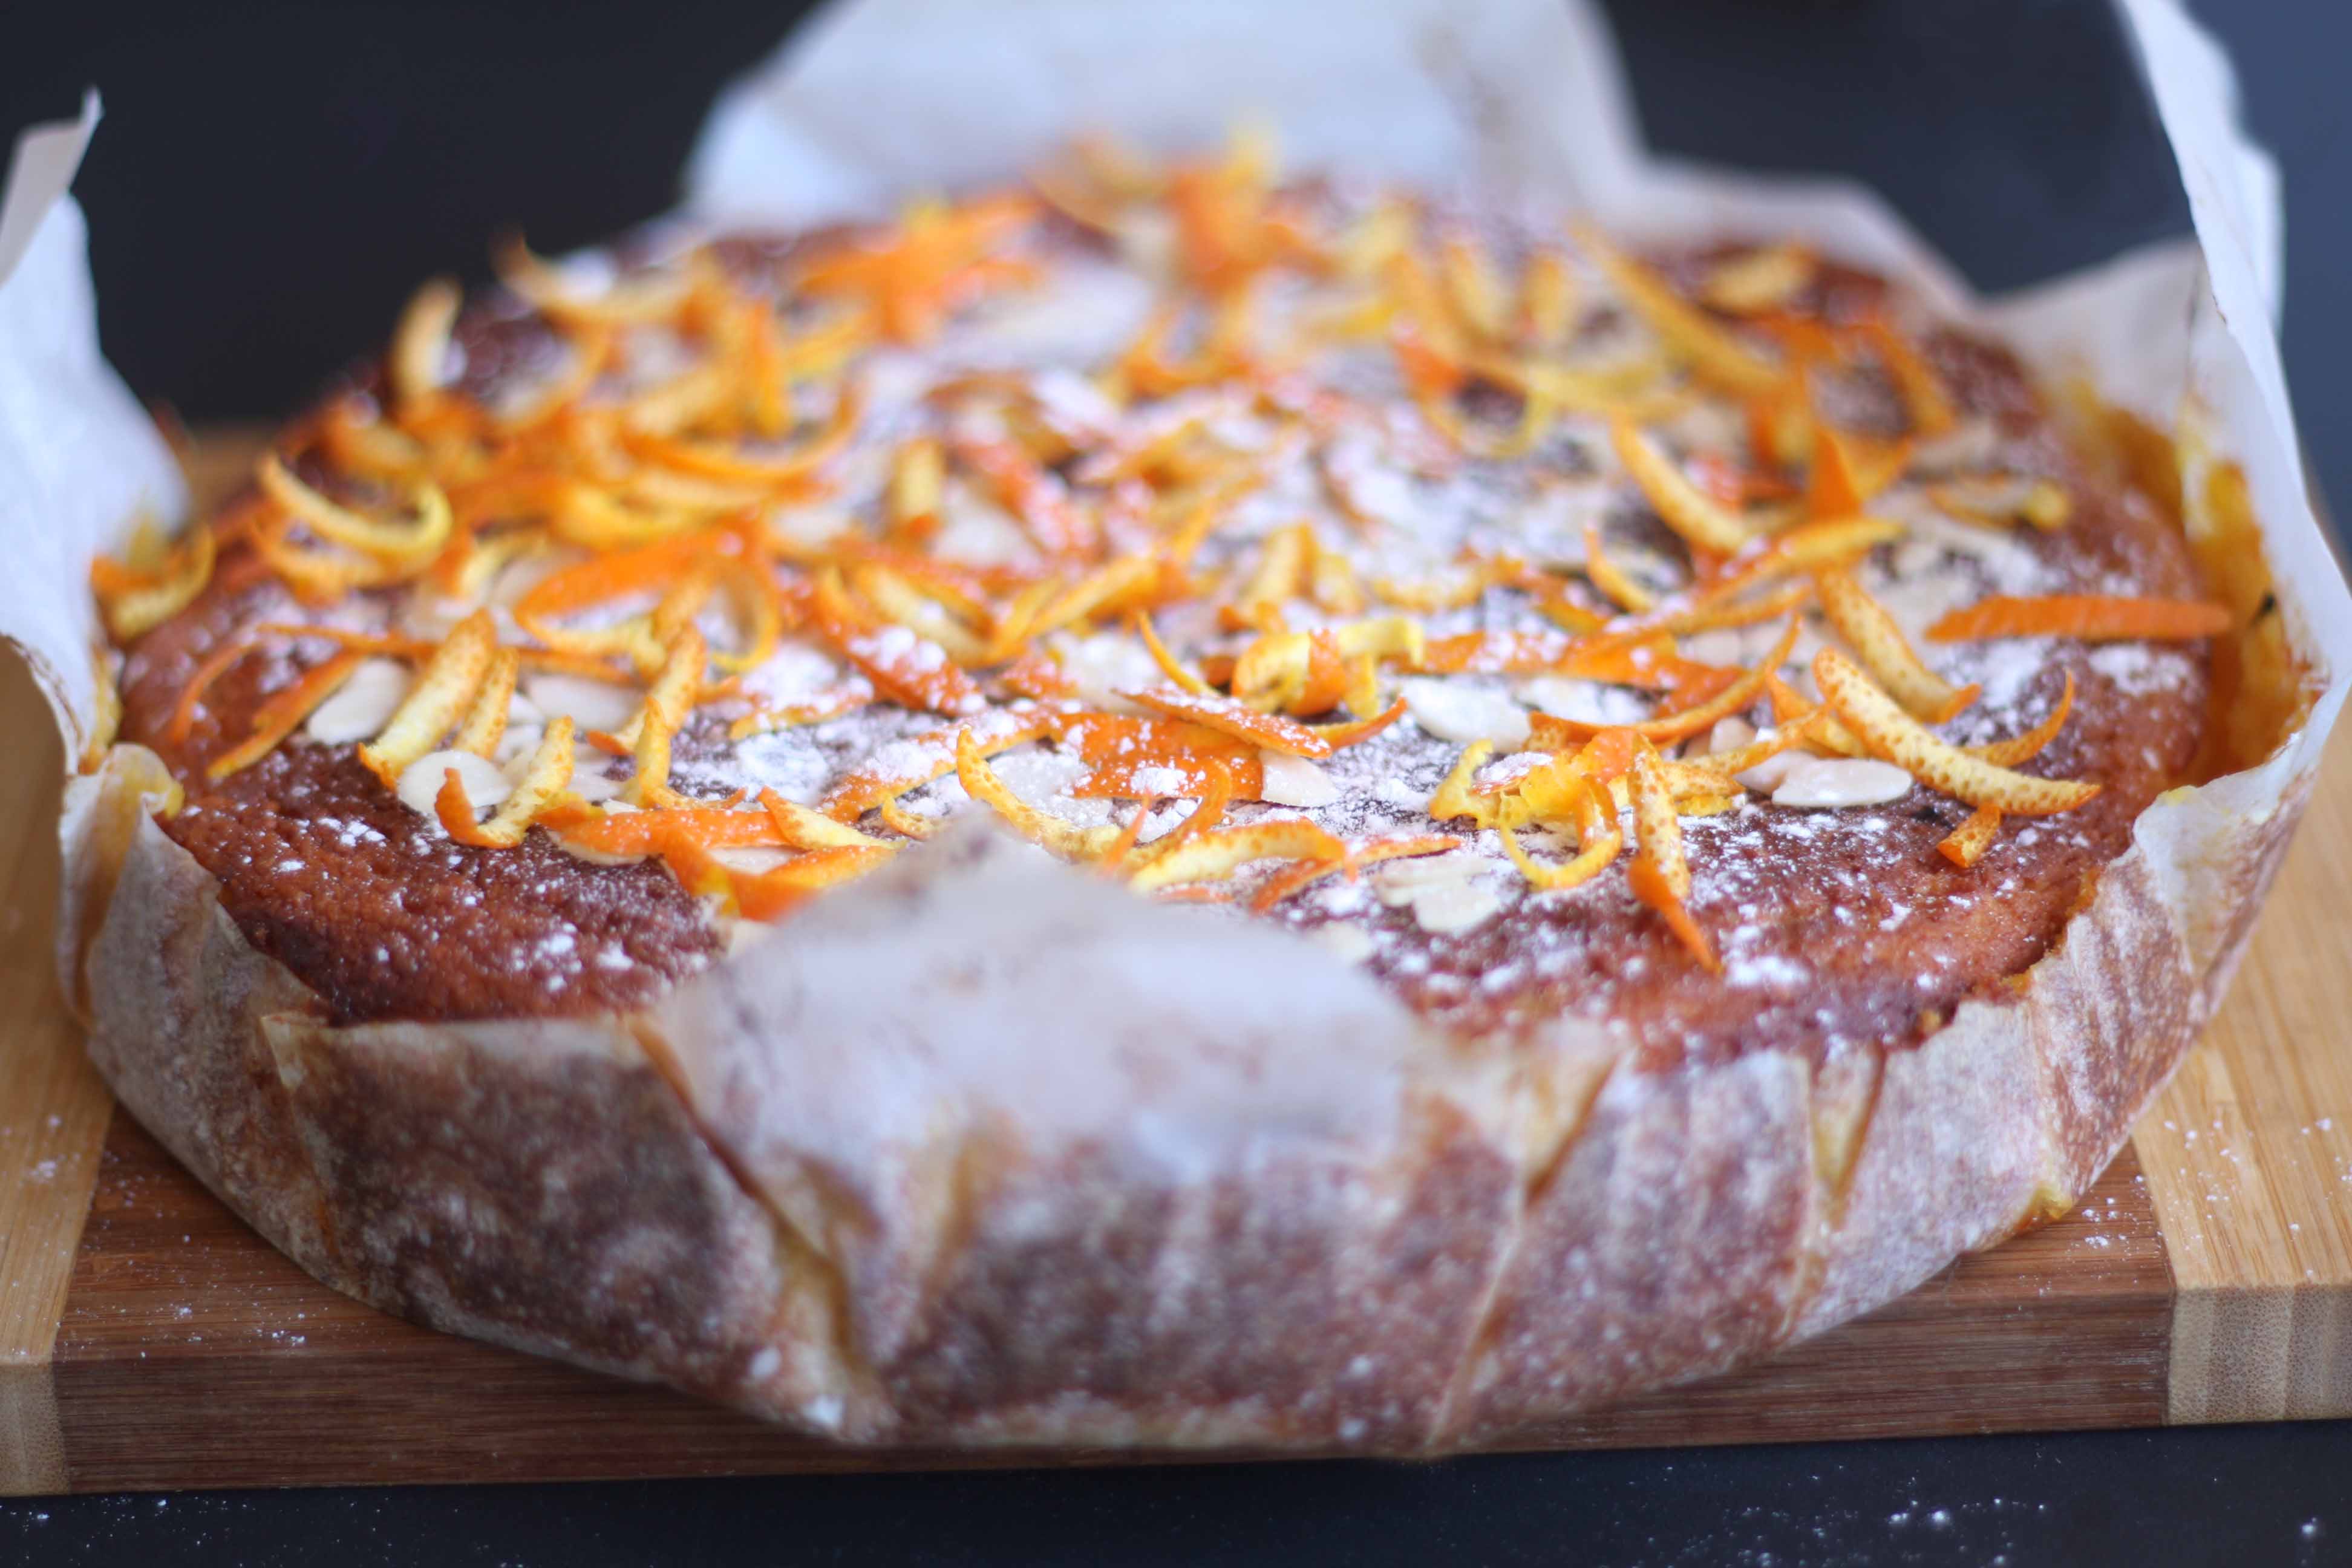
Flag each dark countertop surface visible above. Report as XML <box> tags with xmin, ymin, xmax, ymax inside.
<box><xmin>5</xmin><ymin>2</ymin><xmax>2350</xmax><ymax>1563</ymax></box>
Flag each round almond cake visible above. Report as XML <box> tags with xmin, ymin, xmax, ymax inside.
<box><xmin>67</xmin><ymin>134</ymin><xmax>2288</xmax><ymax>1450</ymax></box>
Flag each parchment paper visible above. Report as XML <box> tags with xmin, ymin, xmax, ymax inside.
<box><xmin>1</xmin><ymin>0</ymin><xmax>2342</xmax><ymax>936</ymax></box>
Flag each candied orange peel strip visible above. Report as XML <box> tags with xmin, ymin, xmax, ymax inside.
<box><xmin>206</xmin><ymin>650</ymin><xmax>365</xmax><ymax>781</ymax></box>
<box><xmin>1815</xmin><ymin>567</ymin><xmax>1976</xmax><ymax>722</ymax></box>
<box><xmin>1813</xmin><ymin>648</ymin><xmax>2099</xmax><ymax>815</ymax></box>
<box><xmin>1929</xmin><ymin>475</ymin><xmax>2071</xmax><ymax>531</ymax></box>
<box><xmin>256</xmin><ymin>454</ymin><xmax>455</xmax><ymax>568</ymax></box>
<box><xmin>1625</xmin><ymin>744</ymin><xmax>1717</xmax><ymax>971</ymax></box>
<box><xmin>1968</xmin><ymin>673</ymin><xmax>2076</xmax><ymax>767</ymax></box>
<box><xmin>1583</xmin><ymin>234</ymin><xmax>1782</xmax><ymax>397</ymax></box>
<box><xmin>439</xmin><ymin>717</ymin><xmax>577</xmax><ymax>848</ymax></box>
<box><xmin>1126</xmin><ymin>818</ymin><xmax>1347</xmax><ymax>894</ymax></box>
<box><xmin>622</xmin><ymin>627</ymin><xmax>707</xmax><ymax>807</ymax></box>
<box><xmin>1534</xmin><ymin>618</ymin><xmax>1800</xmax><ymax>747</ymax></box>
<box><xmin>1937</xmin><ymin>805</ymin><xmax>2003</xmax><ymax>869</ymax></box>
<box><xmin>358</xmin><ymin>610</ymin><xmax>497</xmax><ymax>786</ymax></box>
<box><xmin>1926</xmin><ymin>594</ymin><xmax>2232</xmax><ymax>644</ymax></box>
<box><xmin>1498</xmin><ymin>774</ymin><xmax>1623</xmax><ymax>893</ymax></box>
<box><xmin>955</xmin><ymin>728</ymin><xmax>1119</xmax><ymax>861</ymax></box>
<box><xmin>1125</xmin><ymin>687</ymin><xmax>1334</xmax><ymax>759</ymax></box>
<box><xmin>91</xmin><ymin>521</ymin><xmax>217</xmax><ymax>640</ymax></box>
<box><xmin>1610</xmin><ymin>417</ymin><xmax>1751</xmax><ymax>555</ymax></box>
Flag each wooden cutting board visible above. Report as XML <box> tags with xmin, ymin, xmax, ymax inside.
<box><xmin>0</xmin><ymin>434</ymin><xmax>2346</xmax><ymax>1494</ymax></box>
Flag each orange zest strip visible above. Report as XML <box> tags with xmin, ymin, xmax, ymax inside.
<box><xmin>91</xmin><ymin>523</ymin><xmax>218</xmax><ymax>641</ymax></box>
<box><xmin>1135</xmin><ymin>613</ymin><xmax>1213</xmax><ymax>694</ymax></box>
<box><xmin>1304</xmin><ymin>694</ymin><xmax>1408</xmax><ymax>751</ymax></box>
<box><xmin>1937</xmin><ymin>805</ymin><xmax>2002</xmax><ymax>869</ymax></box>
<box><xmin>1533</xmin><ymin>618</ymin><xmax>1798</xmax><ymax>746</ymax></box>
<box><xmin>1051</xmin><ymin>710</ymin><xmax>1263</xmax><ymax>799</ymax></box>
<box><xmin>166</xmin><ymin>636</ymin><xmax>258</xmax><ymax>747</ymax></box>
<box><xmin>1928</xmin><ymin>475</ymin><xmax>2071</xmax><ymax>532</ymax></box>
<box><xmin>358</xmin><ymin>610</ymin><xmax>497</xmax><ymax>787</ymax></box>
<box><xmin>622</xmin><ymin>628</ymin><xmax>706</xmax><ymax>807</ymax></box>
<box><xmin>1498</xmin><ymin>776</ymin><xmax>1624</xmax><ymax>893</ymax></box>
<box><xmin>815</xmin><ymin>710</ymin><xmax>1048</xmax><ymax>822</ymax></box>
<box><xmin>1583</xmin><ymin>519</ymin><xmax>1655</xmax><ymax>613</ymax></box>
<box><xmin>1968</xmin><ymin>672</ymin><xmax>2077</xmax><ymax>768</ymax></box>
<box><xmin>955</xmin><ymin>728</ymin><xmax>1120</xmax><ymax>860</ymax></box>
<box><xmin>733</xmin><ymin>845</ymin><xmax>900</xmax><ymax>922</ymax></box>
<box><xmin>453</xmin><ymin>647</ymin><xmax>521</xmax><ymax>757</ymax></box>
<box><xmin>1124</xmin><ymin>687</ymin><xmax>1333</xmax><ymax>759</ymax></box>
<box><xmin>1582</xmin><ymin>234</ymin><xmax>1782</xmax><ymax>397</ymax></box>
<box><xmin>1815</xmin><ymin>567</ymin><xmax>1976</xmax><ymax>722</ymax></box>
<box><xmin>256</xmin><ymin>454</ymin><xmax>454</xmax><ymax>566</ymax></box>
<box><xmin>205</xmin><ymin>650</ymin><xmax>364</xmax><ymax>781</ymax></box>
<box><xmin>1926</xmin><ymin>594</ymin><xmax>2232</xmax><ymax>644</ymax></box>
<box><xmin>1610</xmin><ymin>417</ymin><xmax>1751</xmax><ymax>555</ymax></box>
<box><xmin>546</xmin><ymin>803</ymin><xmax>788</xmax><ymax>858</ymax></box>
<box><xmin>1853</xmin><ymin>317</ymin><xmax>1956</xmax><ymax>436</ymax></box>
<box><xmin>953</xmin><ymin>437</ymin><xmax>1097</xmax><ymax>559</ymax></box>
<box><xmin>878</xmin><ymin>796</ymin><xmax>942</xmax><ymax>840</ymax></box>
<box><xmin>808</xmin><ymin>570</ymin><xmax>986</xmax><ymax>717</ymax></box>
<box><xmin>1249</xmin><ymin>832</ymin><xmax>1461</xmax><ymax>912</ymax></box>
<box><xmin>439</xmin><ymin>717</ymin><xmax>577</xmax><ymax>848</ymax></box>
<box><xmin>1126</xmin><ymin>818</ymin><xmax>1347</xmax><ymax>894</ymax></box>
<box><xmin>1625</xmin><ymin>745</ymin><xmax>1717</xmax><ymax>972</ymax></box>
<box><xmin>759</xmin><ymin>788</ymin><xmax>887</xmax><ymax>851</ymax></box>
<box><xmin>1812</xmin><ymin>648</ymin><xmax>2100</xmax><ymax>816</ymax></box>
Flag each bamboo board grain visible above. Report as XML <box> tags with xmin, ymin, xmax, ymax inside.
<box><xmin>0</xmin><ymin>430</ymin><xmax>2344</xmax><ymax>1492</ymax></box>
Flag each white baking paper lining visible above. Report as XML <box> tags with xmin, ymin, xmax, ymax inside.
<box><xmin>1</xmin><ymin>0</ymin><xmax>2342</xmax><ymax>993</ymax></box>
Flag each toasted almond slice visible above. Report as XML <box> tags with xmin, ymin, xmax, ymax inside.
<box><xmin>405</xmin><ymin>748</ymin><xmax>511</xmax><ymax>821</ymax></box>
<box><xmin>1813</xmin><ymin>648</ymin><xmax>2100</xmax><ymax>815</ymax></box>
<box><xmin>1815</xmin><ymin>567</ymin><xmax>1976</xmax><ymax>722</ymax></box>
<box><xmin>1925</xmin><ymin>593</ymin><xmax>2231</xmax><ymax>642</ymax></box>
<box><xmin>1610</xmin><ymin>418</ymin><xmax>1751</xmax><ymax>555</ymax></box>
<box><xmin>302</xmin><ymin>656</ymin><xmax>411</xmax><ymax>746</ymax></box>
<box><xmin>439</xmin><ymin>717</ymin><xmax>577</xmax><ymax>848</ymax></box>
<box><xmin>1770</xmin><ymin>757</ymin><xmax>1913</xmax><ymax>809</ymax></box>
<box><xmin>359</xmin><ymin>610</ymin><xmax>497</xmax><ymax>786</ymax></box>
<box><xmin>1938</xmin><ymin>804</ymin><xmax>2004</xmax><ymax>868</ymax></box>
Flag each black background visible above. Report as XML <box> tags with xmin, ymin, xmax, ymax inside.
<box><xmin>5</xmin><ymin>2</ymin><xmax>2351</xmax><ymax>1563</ymax></box>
